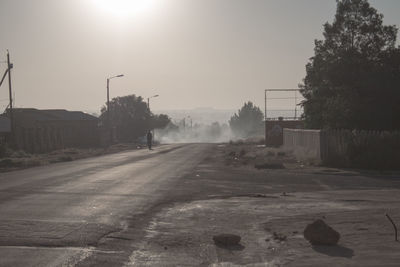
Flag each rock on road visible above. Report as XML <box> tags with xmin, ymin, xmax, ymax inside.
<box><xmin>0</xmin><ymin>144</ymin><xmax>213</xmax><ymax>266</ymax></box>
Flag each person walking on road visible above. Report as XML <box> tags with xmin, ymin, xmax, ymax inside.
<box><xmin>147</xmin><ymin>130</ymin><xmax>153</xmax><ymax>150</ymax></box>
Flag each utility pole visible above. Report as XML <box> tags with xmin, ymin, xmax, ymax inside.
<box><xmin>294</xmin><ymin>90</ymin><xmax>297</xmax><ymax>119</ymax></box>
<box><xmin>147</xmin><ymin>94</ymin><xmax>159</xmax><ymax>112</ymax></box>
<box><xmin>7</xmin><ymin>50</ymin><xmax>14</xmax><ymax>139</ymax></box>
<box><xmin>106</xmin><ymin>74</ymin><xmax>124</xmax><ymax>144</ymax></box>
<box><xmin>107</xmin><ymin>78</ymin><xmax>110</xmax><ymax>126</ymax></box>
<box><xmin>147</xmin><ymin>94</ymin><xmax>159</xmax><ymax>141</ymax></box>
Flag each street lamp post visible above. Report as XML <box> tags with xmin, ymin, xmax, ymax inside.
<box><xmin>106</xmin><ymin>74</ymin><xmax>124</xmax><ymax>144</ymax></box>
<box><xmin>106</xmin><ymin>74</ymin><xmax>124</xmax><ymax>126</ymax></box>
<box><xmin>147</xmin><ymin>94</ymin><xmax>159</xmax><ymax>111</ymax></box>
<box><xmin>147</xmin><ymin>94</ymin><xmax>159</xmax><ymax>142</ymax></box>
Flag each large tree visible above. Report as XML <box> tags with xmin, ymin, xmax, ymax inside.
<box><xmin>229</xmin><ymin>101</ymin><xmax>264</xmax><ymax>138</ymax></box>
<box><xmin>100</xmin><ymin>95</ymin><xmax>170</xmax><ymax>142</ymax></box>
<box><xmin>300</xmin><ymin>0</ymin><xmax>400</xmax><ymax>130</ymax></box>
<box><xmin>151</xmin><ymin>114</ymin><xmax>171</xmax><ymax>130</ymax></box>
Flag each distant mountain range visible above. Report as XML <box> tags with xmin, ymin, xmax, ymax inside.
<box><xmin>155</xmin><ymin>108</ymin><xmax>235</xmax><ymax>125</ymax></box>
<box><xmin>83</xmin><ymin>107</ymin><xmax>303</xmax><ymax>125</ymax></box>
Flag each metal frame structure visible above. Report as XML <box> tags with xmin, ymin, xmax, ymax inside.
<box><xmin>264</xmin><ymin>89</ymin><xmax>302</xmax><ymax>121</ymax></box>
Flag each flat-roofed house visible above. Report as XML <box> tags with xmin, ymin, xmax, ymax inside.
<box><xmin>10</xmin><ymin>108</ymin><xmax>99</xmax><ymax>153</ymax></box>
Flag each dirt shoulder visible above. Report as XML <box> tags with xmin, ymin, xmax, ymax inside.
<box><xmin>0</xmin><ymin>143</ymin><xmax>150</xmax><ymax>173</ymax></box>
<box><xmin>118</xmin><ymin>143</ymin><xmax>400</xmax><ymax>266</ymax></box>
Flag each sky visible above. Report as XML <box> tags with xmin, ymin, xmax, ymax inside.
<box><xmin>0</xmin><ymin>0</ymin><xmax>399</xmax><ymax>114</ymax></box>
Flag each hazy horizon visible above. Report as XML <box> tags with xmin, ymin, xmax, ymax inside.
<box><xmin>1</xmin><ymin>0</ymin><xmax>399</xmax><ymax>114</ymax></box>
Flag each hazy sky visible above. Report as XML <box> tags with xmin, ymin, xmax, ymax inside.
<box><xmin>0</xmin><ymin>0</ymin><xmax>399</xmax><ymax>113</ymax></box>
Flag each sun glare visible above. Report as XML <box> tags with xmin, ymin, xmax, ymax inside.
<box><xmin>93</xmin><ymin>0</ymin><xmax>155</xmax><ymax>18</ymax></box>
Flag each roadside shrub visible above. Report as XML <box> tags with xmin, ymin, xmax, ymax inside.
<box><xmin>22</xmin><ymin>159</ymin><xmax>43</xmax><ymax>168</ymax></box>
<box><xmin>277</xmin><ymin>151</ymin><xmax>286</xmax><ymax>157</ymax></box>
<box><xmin>58</xmin><ymin>156</ymin><xmax>73</xmax><ymax>162</ymax></box>
<box><xmin>0</xmin><ymin>158</ymin><xmax>14</xmax><ymax>167</ymax></box>
<box><xmin>266</xmin><ymin>150</ymin><xmax>275</xmax><ymax>157</ymax></box>
<box><xmin>11</xmin><ymin>150</ymin><xmax>31</xmax><ymax>158</ymax></box>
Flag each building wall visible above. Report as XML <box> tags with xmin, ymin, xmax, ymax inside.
<box><xmin>14</xmin><ymin>120</ymin><xmax>99</xmax><ymax>153</ymax></box>
<box><xmin>265</xmin><ymin>120</ymin><xmax>304</xmax><ymax>146</ymax></box>
<box><xmin>52</xmin><ymin>121</ymin><xmax>99</xmax><ymax>148</ymax></box>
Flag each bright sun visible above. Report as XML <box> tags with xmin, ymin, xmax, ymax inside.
<box><xmin>93</xmin><ymin>0</ymin><xmax>155</xmax><ymax>18</ymax></box>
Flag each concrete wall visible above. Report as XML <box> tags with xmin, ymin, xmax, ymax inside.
<box><xmin>283</xmin><ymin>128</ymin><xmax>322</xmax><ymax>162</ymax></box>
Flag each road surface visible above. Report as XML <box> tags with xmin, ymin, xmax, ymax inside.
<box><xmin>1</xmin><ymin>143</ymin><xmax>400</xmax><ymax>266</ymax></box>
<box><xmin>0</xmin><ymin>144</ymin><xmax>212</xmax><ymax>266</ymax></box>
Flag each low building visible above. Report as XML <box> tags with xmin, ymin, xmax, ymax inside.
<box><xmin>0</xmin><ymin>115</ymin><xmax>11</xmax><ymax>147</ymax></box>
<box><xmin>9</xmin><ymin>108</ymin><xmax>99</xmax><ymax>153</ymax></box>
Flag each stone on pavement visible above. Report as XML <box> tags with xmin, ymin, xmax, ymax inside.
<box><xmin>303</xmin><ymin>219</ymin><xmax>340</xmax><ymax>245</ymax></box>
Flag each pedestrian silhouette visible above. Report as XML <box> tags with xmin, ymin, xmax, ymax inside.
<box><xmin>147</xmin><ymin>130</ymin><xmax>153</xmax><ymax>150</ymax></box>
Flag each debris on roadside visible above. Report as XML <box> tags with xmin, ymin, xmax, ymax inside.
<box><xmin>273</xmin><ymin>232</ymin><xmax>287</xmax><ymax>242</ymax></box>
<box><xmin>303</xmin><ymin>219</ymin><xmax>340</xmax><ymax>245</ymax></box>
<box><xmin>385</xmin><ymin>213</ymin><xmax>398</xmax><ymax>241</ymax></box>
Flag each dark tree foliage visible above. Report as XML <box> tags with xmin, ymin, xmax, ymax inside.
<box><xmin>151</xmin><ymin>114</ymin><xmax>171</xmax><ymax>130</ymax></box>
<box><xmin>100</xmin><ymin>95</ymin><xmax>171</xmax><ymax>142</ymax></box>
<box><xmin>300</xmin><ymin>0</ymin><xmax>400</xmax><ymax>130</ymax></box>
<box><xmin>229</xmin><ymin>101</ymin><xmax>264</xmax><ymax>138</ymax></box>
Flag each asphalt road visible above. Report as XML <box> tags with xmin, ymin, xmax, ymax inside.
<box><xmin>0</xmin><ymin>144</ymin><xmax>213</xmax><ymax>266</ymax></box>
<box><xmin>1</xmin><ymin>143</ymin><xmax>400</xmax><ymax>266</ymax></box>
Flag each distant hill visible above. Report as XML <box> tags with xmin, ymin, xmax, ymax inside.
<box><xmin>155</xmin><ymin>108</ymin><xmax>303</xmax><ymax>125</ymax></box>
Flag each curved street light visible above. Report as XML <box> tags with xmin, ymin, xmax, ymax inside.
<box><xmin>147</xmin><ymin>94</ymin><xmax>159</xmax><ymax>111</ymax></box>
<box><xmin>107</xmin><ymin>74</ymin><xmax>124</xmax><ymax>124</ymax></box>
<box><xmin>106</xmin><ymin>74</ymin><xmax>124</xmax><ymax>144</ymax></box>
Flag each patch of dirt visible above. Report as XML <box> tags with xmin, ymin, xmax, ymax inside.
<box><xmin>220</xmin><ymin>142</ymin><xmax>304</xmax><ymax>170</ymax></box>
<box><xmin>124</xmin><ymin>187</ymin><xmax>400</xmax><ymax>266</ymax></box>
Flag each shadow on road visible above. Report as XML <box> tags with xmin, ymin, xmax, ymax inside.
<box><xmin>215</xmin><ymin>243</ymin><xmax>246</xmax><ymax>251</ymax></box>
<box><xmin>312</xmin><ymin>245</ymin><xmax>354</xmax><ymax>258</ymax></box>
